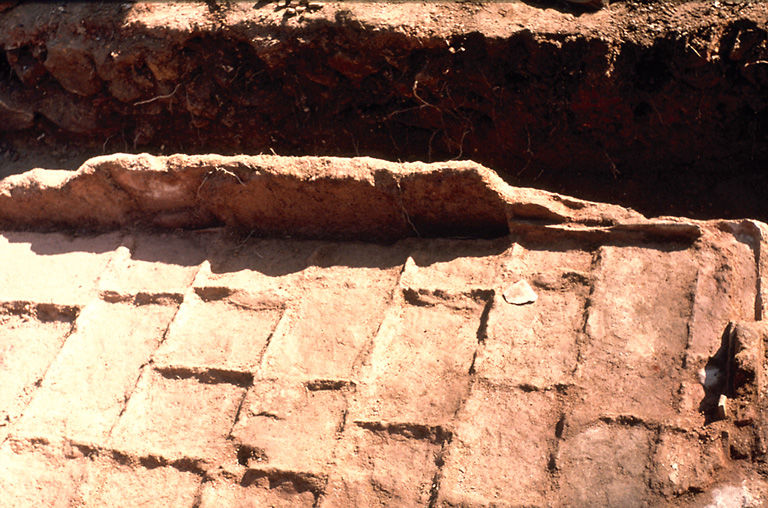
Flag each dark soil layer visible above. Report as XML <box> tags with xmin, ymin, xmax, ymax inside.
<box><xmin>1</xmin><ymin>1</ymin><xmax>767</xmax><ymax>221</ymax></box>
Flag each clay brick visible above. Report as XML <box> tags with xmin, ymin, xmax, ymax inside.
<box><xmin>399</xmin><ymin>238</ymin><xmax>510</xmax><ymax>293</ymax></box>
<box><xmin>258</xmin><ymin>241</ymin><xmax>404</xmax><ymax>380</ymax></box>
<box><xmin>478</xmin><ymin>277</ymin><xmax>587</xmax><ymax>387</ymax></box>
<box><xmin>110</xmin><ymin>369</ymin><xmax>245</xmax><ymax>464</ymax></box>
<box><xmin>231</xmin><ymin>380</ymin><xmax>347</xmax><ymax>473</ymax></box>
<box><xmin>14</xmin><ymin>300</ymin><xmax>177</xmax><ymax>443</ymax></box>
<box><xmin>97</xmin><ymin>233</ymin><xmax>206</xmax><ymax>295</ymax></box>
<box><xmin>261</xmin><ymin>284</ymin><xmax>391</xmax><ymax>380</ymax></box>
<box><xmin>438</xmin><ymin>382</ymin><xmax>559</xmax><ymax>506</ymax></box>
<box><xmin>304</xmin><ymin>240</ymin><xmax>409</xmax><ymax>284</ymax></box>
<box><xmin>86</xmin><ymin>458</ymin><xmax>201</xmax><ymax>507</ymax></box>
<box><xmin>199</xmin><ymin>474</ymin><xmax>316</xmax><ymax>508</ymax></box>
<box><xmin>687</xmin><ymin>231</ymin><xmax>758</xmax><ymax>360</ymax></box>
<box><xmin>0</xmin><ymin>440</ymin><xmax>90</xmax><ymax>507</ymax></box>
<box><xmin>501</xmin><ymin>240</ymin><xmax>595</xmax><ymax>281</ymax></box>
<box><xmin>203</xmin><ymin>237</ymin><xmax>318</xmax><ymax>291</ymax></box>
<box><xmin>153</xmin><ymin>288</ymin><xmax>284</xmax><ymax>372</ymax></box>
<box><xmin>0</xmin><ymin>232</ymin><xmax>120</xmax><ymax>304</ymax></box>
<box><xmin>0</xmin><ymin>439</ymin><xmax>202</xmax><ymax>508</ymax></box>
<box><xmin>352</xmin><ymin>301</ymin><xmax>481</xmax><ymax>426</ymax></box>
<box><xmin>0</xmin><ymin>306</ymin><xmax>74</xmax><ymax>436</ymax></box>
<box><xmin>649</xmin><ymin>431</ymin><xmax>725</xmax><ymax>497</ymax></box>
<box><xmin>575</xmin><ymin>245</ymin><xmax>698</xmax><ymax>423</ymax></box>
<box><xmin>321</xmin><ymin>424</ymin><xmax>442</xmax><ymax>506</ymax></box>
<box><xmin>474</xmin><ymin>242</ymin><xmax>592</xmax><ymax>387</ymax></box>
<box><xmin>557</xmin><ymin>424</ymin><xmax>653</xmax><ymax>506</ymax></box>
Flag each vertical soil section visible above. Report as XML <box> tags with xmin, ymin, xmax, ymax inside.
<box><xmin>0</xmin><ymin>1</ymin><xmax>767</xmax><ymax>220</ymax></box>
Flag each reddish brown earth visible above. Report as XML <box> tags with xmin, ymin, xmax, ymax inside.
<box><xmin>0</xmin><ymin>1</ymin><xmax>767</xmax><ymax>220</ymax></box>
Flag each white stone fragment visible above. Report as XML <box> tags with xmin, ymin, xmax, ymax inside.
<box><xmin>717</xmin><ymin>394</ymin><xmax>728</xmax><ymax>420</ymax></box>
<box><xmin>503</xmin><ymin>279</ymin><xmax>538</xmax><ymax>305</ymax></box>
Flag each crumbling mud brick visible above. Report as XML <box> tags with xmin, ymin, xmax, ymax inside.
<box><xmin>154</xmin><ymin>288</ymin><xmax>284</xmax><ymax>373</ymax></box>
<box><xmin>686</xmin><ymin>230</ymin><xmax>759</xmax><ymax>360</ymax></box>
<box><xmin>110</xmin><ymin>369</ymin><xmax>245</xmax><ymax>464</ymax></box>
<box><xmin>649</xmin><ymin>431</ymin><xmax>726</xmax><ymax>497</ymax></box>
<box><xmin>230</xmin><ymin>379</ymin><xmax>347</xmax><ymax>474</ymax></box>
<box><xmin>730</xmin><ymin>322</ymin><xmax>764</xmax><ymax>404</ymax></box>
<box><xmin>721</xmin><ymin>321</ymin><xmax>768</xmax><ymax>460</ymax></box>
<box><xmin>438</xmin><ymin>382</ymin><xmax>559</xmax><ymax>506</ymax></box>
<box><xmin>321</xmin><ymin>423</ymin><xmax>442</xmax><ymax>506</ymax></box>
<box><xmin>14</xmin><ymin>301</ymin><xmax>178</xmax><ymax>443</ymax></box>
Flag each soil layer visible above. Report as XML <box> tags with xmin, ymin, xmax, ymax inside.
<box><xmin>1</xmin><ymin>1</ymin><xmax>767</xmax><ymax>220</ymax></box>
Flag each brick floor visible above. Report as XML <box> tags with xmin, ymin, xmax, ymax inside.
<box><xmin>556</xmin><ymin>423</ymin><xmax>654</xmax><ymax>506</ymax></box>
<box><xmin>571</xmin><ymin>246</ymin><xmax>699</xmax><ymax>427</ymax></box>
<box><xmin>84</xmin><ymin>457</ymin><xmax>201</xmax><ymax>507</ymax></box>
<box><xmin>478</xmin><ymin>279</ymin><xmax>589</xmax><ymax>388</ymax></box>
<box><xmin>1</xmin><ymin>219</ymin><xmax>766</xmax><ymax>506</ymax></box>
<box><xmin>352</xmin><ymin>299</ymin><xmax>482</xmax><ymax>426</ymax></box>
<box><xmin>0</xmin><ymin>232</ymin><xmax>120</xmax><ymax>304</ymax></box>
<box><xmin>0</xmin><ymin>440</ymin><xmax>91</xmax><ymax>507</ymax></box>
<box><xmin>321</xmin><ymin>423</ymin><xmax>443</xmax><ymax>506</ymax></box>
<box><xmin>260</xmin><ymin>283</ymin><xmax>393</xmax><ymax>381</ymax></box>
<box><xmin>0</xmin><ymin>439</ymin><xmax>202</xmax><ymax>507</ymax></box>
<box><xmin>97</xmin><ymin>233</ymin><xmax>206</xmax><ymax>296</ymax></box>
<box><xmin>649</xmin><ymin>430</ymin><xmax>727</xmax><ymax>497</ymax></box>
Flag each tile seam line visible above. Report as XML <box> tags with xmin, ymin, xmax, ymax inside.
<box><xmin>750</xmin><ymin>220</ymin><xmax>765</xmax><ymax>321</ymax></box>
<box><xmin>572</xmin><ymin>246</ymin><xmax>602</xmax><ymax>377</ymax></box>
<box><xmin>348</xmin><ymin>255</ymin><xmax>409</xmax><ymax>378</ymax></box>
<box><xmin>428</xmin><ymin>290</ymin><xmax>495</xmax><ymax>507</ymax></box>
<box><xmin>37</xmin><ymin>438</ymin><xmax>210</xmax><ymax>477</ymax></box>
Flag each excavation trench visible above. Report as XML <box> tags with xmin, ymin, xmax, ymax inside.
<box><xmin>0</xmin><ymin>1</ymin><xmax>767</xmax><ymax>225</ymax></box>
